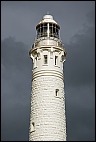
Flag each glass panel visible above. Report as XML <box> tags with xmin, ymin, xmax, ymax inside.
<box><xmin>36</xmin><ymin>25</ymin><xmax>40</xmax><ymax>30</ymax></box>
<box><xmin>40</xmin><ymin>24</ymin><xmax>43</xmax><ymax>28</ymax></box>
<box><xmin>41</xmin><ymin>27</ymin><xmax>43</xmax><ymax>37</ymax></box>
<box><xmin>53</xmin><ymin>26</ymin><xmax>55</xmax><ymax>33</ymax></box>
<box><xmin>53</xmin><ymin>24</ymin><xmax>56</xmax><ymax>28</ymax></box>
<box><xmin>56</xmin><ymin>29</ymin><xmax>59</xmax><ymax>38</ymax></box>
<box><xmin>43</xmin><ymin>27</ymin><xmax>47</xmax><ymax>37</ymax></box>
<box><xmin>49</xmin><ymin>23</ymin><xmax>52</xmax><ymax>27</ymax></box>
<box><xmin>37</xmin><ymin>23</ymin><xmax>48</xmax><ymax>38</ymax></box>
<box><xmin>36</xmin><ymin>23</ymin><xmax>60</xmax><ymax>38</ymax></box>
<box><xmin>43</xmin><ymin>23</ymin><xmax>47</xmax><ymax>27</ymax></box>
<box><xmin>48</xmin><ymin>23</ymin><xmax>59</xmax><ymax>38</ymax></box>
<box><xmin>36</xmin><ymin>25</ymin><xmax>40</xmax><ymax>38</ymax></box>
<box><xmin>49</xmin><ymin>27</ymin><xmax>52</xmax><ymax>37</ymax></box>
<box><xmin>56</xmin><ymin>25</ymin><xmax>58</xmax><ymax>29</ymax></box>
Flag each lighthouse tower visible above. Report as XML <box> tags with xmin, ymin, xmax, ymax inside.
<box><xmin>29</xmin><ymin>14</ymin><xmax>67</xmax><ymax>141</ymax></box>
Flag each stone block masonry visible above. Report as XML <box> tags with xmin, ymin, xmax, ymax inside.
<box><xmin>29</xmin><ymin>14</ymin><xmax>67</xmax><ymax>141</ymax></box>
<box><xmin>29</xmin><ymin>75</ymin><xmax>66</xmax><ymax>141</ymax></box>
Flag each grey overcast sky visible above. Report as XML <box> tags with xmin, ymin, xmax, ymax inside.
<box><xmin>1</xmin><ymin>1</ymin><xmax>95</xmax><ymax>141</ymax></box>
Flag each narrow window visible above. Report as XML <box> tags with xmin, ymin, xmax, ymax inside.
<box><xmin>44</xmin><ymin>55</ymin><xmax>48</xmax><ymax>64</ymax></box>
<box><xmin>31</xmin><ymin>122</ymin><xmax>35</xmax><ymax>132</ymax></box>
<box><xmin>37</xmin><ymin>53</ymin><xmax>40</xmax><ymax>57</ymax></box>
<box><xmin>37</xmin><ymin>52</ymin><xmax>41</xmax><ymax>60</ymax></box>
<box><xmin>61</xmin><ymin>55</ymin><xmax>64</xmax><ymax>62</ymax></box>
<box><xmin>34</xmin><ymin>57</ymin><xmax>37</xmax><ymax>68</ymax></box>
<box><xmin>55</xmin><ymin>56</ymin><xmax>58</xmax><ymax>65</ymax></box>
<box><xmin>56</xmin><ymin>89</ymin><xmax>59</xmax><ymax>97</ymax></box>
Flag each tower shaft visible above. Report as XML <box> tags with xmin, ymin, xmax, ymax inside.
<box><xmin>29</xmin><ymin>14</ymin><xmax>67</xmax><ymax>141</ymax></box>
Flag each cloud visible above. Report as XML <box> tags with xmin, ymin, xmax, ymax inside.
<box><xmin>64</xmin><ymin>10</ymin><xmax>95</xmax><ymax>141</ymax></box>
<box><xmin>66</xmin><ymin>85</ymin><xmax>95</xmax><ymax>141</ymax></box>
<box><xmin>1</xmin><ymin>37</ymin><xmax>32</xmax><ymax>140</ymax></box>
<box><xmin>1</xmin><ymin>1</ymin><xmax>95</xmax><ymax>45</ymax></box>
<box><xmin>64</xmin><ymin>10</ymin><xmax>95</xmax><ymax>87</ymax></box>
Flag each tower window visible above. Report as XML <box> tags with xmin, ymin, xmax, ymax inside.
<box><xmin>37</xmin><ymin>52</ymin><xmax>41</xmax><ymax>60</ymax></box>
<box><xmin>61</xmin><ymin>55</ymin><xmax>64</xmax><ymax>62</ymax></box>
<box><xmin>34</xmin><ymin>57</ymin><xmax>37</xmax><ymax>68</ymax></box>
<box><xmin>44</xmin><ymin>55</ymin><xmax>48</xmax><ymax>64</ymax></box>
<box><xmin>55</xmin><ymin>89</ymin><xmax>59</xmax><ymax>97</ymax></box>
<box><xmin>55</xmin><ymin>56</ymin><xmax>58</xmax><ymax>65</ymax></box>
<box><xmin>30</xmin><ymin>122</ymin><xmax>35</xmax><ymax>132</ymax></box>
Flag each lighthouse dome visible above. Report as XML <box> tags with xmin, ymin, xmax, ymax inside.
<box><xmin>43</xmin><ymin>14</ymin><xmax>53</xmax><ymax>20</ymax></box>
<box><xmin>37</xmin><ymin>14</ymin><xmax>58</xmax><ymax>25</ymax></box>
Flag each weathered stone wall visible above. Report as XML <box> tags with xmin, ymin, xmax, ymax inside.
<box><xmin>29</xmin><ymin>75</ymin><xmax>66</xmax><ymax>141</ymax></box>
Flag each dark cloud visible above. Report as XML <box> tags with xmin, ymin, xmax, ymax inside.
<box><xmin>1</xmin><ymin>2</ymin><xmax>95</xmax><ymax>141</ymax></box>
<box><xmin>86</xmin><ymin>9</ymin><xmax>95</xmax><ymax>26</ymax></box>
<box><xmin>1</xmin><ymin>37</ymin><xmax>32</xmax><ymax>140</ymax></box>
<box><xmin>64</xmin><ymin>25</ymin><xmax>95</xmax><ymax>87</ymax></box>
<box><xmin>64</xmin><ymin>10</ymin><xmax>95</xmax><ymax>141</ymax></box>
<box><xmin>66</xmin><ymin>85</ymin><xmax>95</xmax><ymax>141</ymax></box>
<box><xmin>1</xmin><ymin>1</ymin><xmax>95</xmax><ymax>45</ymax></box>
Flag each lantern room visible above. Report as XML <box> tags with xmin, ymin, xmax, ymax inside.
<box><xmin>36</xmin><ymin>14</ymin><xmax>60</xmax><ymax>39</ymax></box>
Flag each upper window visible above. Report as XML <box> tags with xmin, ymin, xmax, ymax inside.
<box><xmin>61</xmin><ymin>55</ymin><xmax>64</xmax><ymax>62</ymax></box>
<box><xmin>55</xmin><ymin>56</ymin><xmax>58</xmax><ymax>65</ymax></box>
<box><xmin>44</xmin><ymin>55</ymin><xmax>48</xmax><ymax>64</ymax></box>
<box><xmin>37</xmin><ymin>52</ymin><xmax>41</xmax><ymax>60</ymax></box>
<box><xmin>34</xmin><ymin>57</ymin><xmax>37</xmax><ymax>68</ymax></box>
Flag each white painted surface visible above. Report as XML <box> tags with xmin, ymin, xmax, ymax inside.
<box><xmin>29</xmin><ymin>76</ymin><xmax>66</xmax><ymax>141</ymax></box>
<box><xmin>29</xmin><ymin>14</ymin><xmax>67</xmax><ymax>141</ymax></box>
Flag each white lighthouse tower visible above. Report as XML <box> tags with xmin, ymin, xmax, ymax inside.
<box><xmin>29</xmin><ymin>14</ymin><xmax>67</xmax><ymax>141</ymax></box>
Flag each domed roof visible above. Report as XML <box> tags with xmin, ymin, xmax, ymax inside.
<box><xmin>43</xmin><ymin>15</ymin><xmax>53</xmax><ymax>20</ymax></box>
<box><xmin>37</xmin><ymin>14</ymin><xmax>58</xmax><ymax>25</ymax></box>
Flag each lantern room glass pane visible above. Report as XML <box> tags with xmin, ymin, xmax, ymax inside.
<box><xmin>36</xmin><ymin>23</ymin><xmax>48</xmax><ymax>38</ymax></box>
<box><xmin>43</xmin><ymin>27</ymin><xmax>47</xmax><ymax>37</ymax></box>
<box><xmin>49</xmin><ymin>23</ymin><xmax>59</xmax><ymax>38</ymax></box>
<box><xmin>49</xmin><ymin>26</ymin><xmax>52</xmax><ymax>37</ymax></box>
<box><xmin>41</xmin><ymin>27</ymin><xmax>43</xmax><ymax>37</ymax></box>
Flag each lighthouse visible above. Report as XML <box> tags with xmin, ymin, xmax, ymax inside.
<box><xmin>29</xmin><ymin>14</ymin><xmax>67</xmax><ymax>141</ymax></box>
